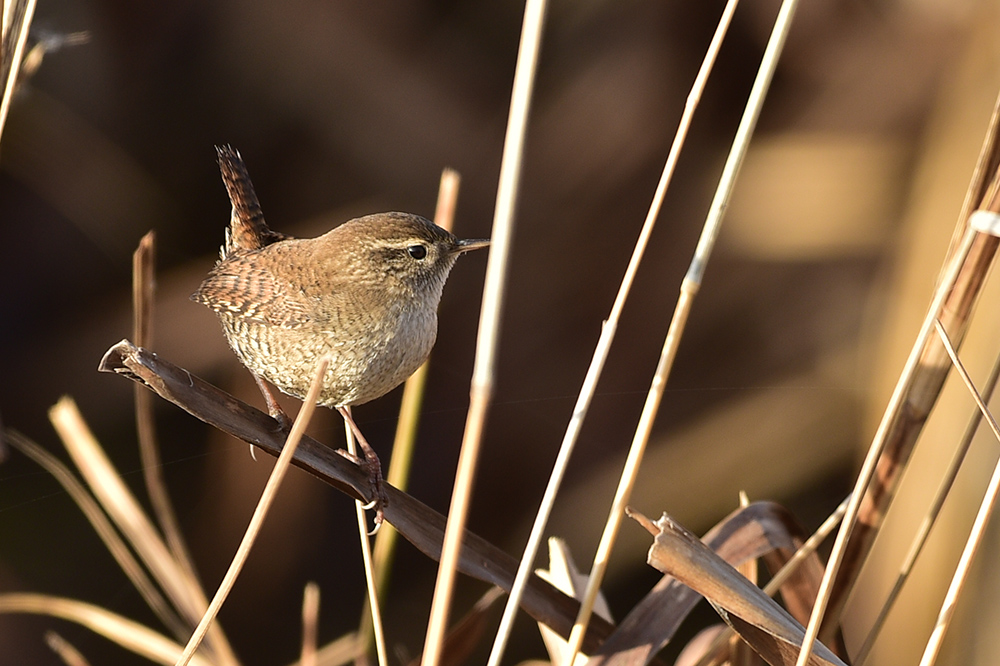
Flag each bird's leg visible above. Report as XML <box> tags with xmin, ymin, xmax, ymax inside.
<box><xmin>336</xmin><ymin>406</ymin><xmax>386</xmax><ymax>532</ymax></box>
<box><xmin>252</xmin><ymin>373</ymin><xmax>292</xmax><ymax>431</ymax></box>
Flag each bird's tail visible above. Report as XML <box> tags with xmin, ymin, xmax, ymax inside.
<box><xmin>215</xmin><ymin>145</ymin><xmax>286</xmax><ymax>258</ymax></box>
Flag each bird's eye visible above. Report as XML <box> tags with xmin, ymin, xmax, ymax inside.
<box><xmin>407</xmin><ymin>245</ymin><xmax>428</xmax><ymax>260</ymax></box>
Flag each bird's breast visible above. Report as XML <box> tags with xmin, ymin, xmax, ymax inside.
<box><xmin>217</xmin><ymin>295</ymin><xmax>438</xmax><ymax>407</ymax></box>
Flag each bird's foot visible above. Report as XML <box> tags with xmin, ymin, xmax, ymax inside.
<box><xmin>253</xmin><ymin>374</ymin><xmax>293</xmax><ymax>430</ymax></box>
<box><xmin>337</xmin><ymin>406</ymin><xmax>387</xmax><ymax>534</ymax></box>
<box><xmin>335</xmin><ymin>446</ymin><xmax>387</xmax><ymax>533</ymax></box>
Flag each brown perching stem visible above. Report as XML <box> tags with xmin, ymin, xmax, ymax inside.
<box><xmin>97</xmin><ymin>340</ymin><xmax>617</xmax><ymax>653</ymax></box>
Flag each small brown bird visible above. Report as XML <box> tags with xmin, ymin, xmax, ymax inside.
<box><xmin>193</xmin><ymin>146</ymin><xmax>488</xmax><ymax>525</ymax></box>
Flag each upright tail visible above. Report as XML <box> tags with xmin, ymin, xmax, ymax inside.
<box><xmin>215</xmin><ymin>145</ymin><xmax>287</xmax><ymax>257</ymax></box>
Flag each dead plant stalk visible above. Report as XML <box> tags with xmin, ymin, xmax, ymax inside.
<box><xmin>421</xmin><ymin>1</ymin><xmax>547</xmax><ymax>664</ymax></box>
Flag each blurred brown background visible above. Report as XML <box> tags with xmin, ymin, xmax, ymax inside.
<box><xmin>3</xmin><ymin>0</ymin><xmax>1000</xmax><ymax>664</ymax></box>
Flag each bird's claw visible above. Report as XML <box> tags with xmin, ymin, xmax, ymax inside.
<box><xmin>253</xmin><ymin>374</ymin><xmax>293</xmax><ymax>430</ymax></box>
<box><xmin>335</xmin><ymin>447</ymin><xmax>387</xmax><ymax>534</ymax></box>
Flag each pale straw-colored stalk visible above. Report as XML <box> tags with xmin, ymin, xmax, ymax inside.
<box><xmin>343</xmin><ymin>407</ymin><xmax>388</xmax><ymax>666</ymax></box>
<box><xmin>563</xmin><ymin>0</ymin><xmax>803</xmax><ymax>662</ymax></box>
<box><xmin>44</xmin><ymin>631</ymin><xmax>91</xmax><ymax>666</ymax></box>
<box><xmin>485</xmin><ymin>2</ymin><xmax>739</xmax><ymax>664</ymax></box>
<box><xmin>133</xmin><ymin>232</ymin><xmax>201</xmax><ymax>588</ymax></box>
<box><xmin>289</xmin><ymin>633</ymin><xmax>362</xmax><ymax>666</ymax></box>
<box><xmin>854</xmin><ymin>345</ymin><xmax>1000</xmax><ymax>666</ymax></box>
<box><xmin>793</xmin><ymin>225</ymin><xmax>981</xmax><ymax>666</ymax></box>
<box><xmin>4</xmin><ymin>430</ymin><xmax>186</xmax><ymax>640</ymax></box>
<box><xmin>360</xmin><ymin>169</ymin><xmax>461</xmax><ymax>646</ymax></box>
<box><xmin>0</xmin><ymin>594</ymin><xmax>212</xmax><ymax>666</ymax></box>
<box><xmin>49</xmin><ymin>398</ymin><xmax>238</xmax><ymax>666</ymax></box>
<box><xmin>175</xmin><ymin>356</ymin><xmax>330</xmax><ymax>666</ymax></box>
<box><xmin>916</xmin><ymin>320</ymin><xmax>1000</xmax><ymax>666</ymax></box>
<box><xmin>300</xmin><ymin>583</ymin><xmax>320</xmax><ymax>666</ymax></box>
<box><xmin>421</xmin><ymin>1</ymin><xmax>547</xmax><ymax>664</ymax></box>
<box><xmin>764</xmin><ymin>496</ymin><xmax>850</xmax><ymax>597</ymax></box>
<box><xmin>0</xmin><ymin>0</ymin><xmax>36</xmax><ymax>141</ymax></box>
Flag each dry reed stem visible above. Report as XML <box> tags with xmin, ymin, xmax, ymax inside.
<box><xmin>804</xmin><ymin>137</ymin><xmax>1000</xmax><ymax>662</ymax></box>
<box><xmin>759</xmin><ymin>499</ymin><xmax>848</xmax><ymax>609</ymax></box>
<box><xmin>300</xmin><ymin>583</ymin><xmax>320</xmax><ymax>666</ymax></box>
<box><xmin>411</xmin><ymin>588</ymin><xmax>506</xmax><ymax>666</ymax></box>
<box><xmin>44</xmin><ymin>631</ymin><xmax>91</xmax><ymax>666</ymax></box>
<box><xmin>289</xmin><ymin>633</ymin><xmax>363</xmax><ymax>666</ymax></box>
<box><xmin>0</xmin><ymin>0</ymin><xmax>36</xmax><ymax>142</ymax></box>
<box><xmin>133</xmin><ymin>232</ymin><xmax>200</xmax><ymax>589</ymax></box>
<box><xmin>488</xmin><ymin>1</ymin><xmax>739</xmax><ymax>662</ymax></box>
<box><xmin>825</xmin><ymin>89</ymin><xmax>1000</xmax><ymax>637</ymax></box>
<box><xmin>0</xmin><ymin>594</ymin><xmax>213</xmax><ymax>666</ymax></box>
<box><xmin>915</xmin><ymin>320</ymin><xmax>1000</xmax><ymax>666</ymax></box>
<box><xmin>4</xmin><ymin>430</ymin><xmax>187</xmax><ymax>640</ymax></box>
<box><xmin>360</xmin><ymin>168</ymin><xmax>462</xmax><ymax>647</ymax></box>
<box><xmin>797</xmin><ymin>222</ymin><xmax>990</xmax><ymax>666</ymax></box>
<box><xmin>564</xmin><ymin>0</ymin><xmax>803</xmax><ymax>661</ymax></box>
<box><xmin>48</xmin><ymin>398</ymin><xmax>238</xmax><ymax>666</ymax></box>
<box><xmin>422</xmin><ymin>0</ymin><xmax>547</xmax><ymax>663</ymax></box>
<box><xmin>732</xmin><ymin>493</ymin><xmax>757</xmax><ymax>666</ymax></box>
<box><xmin>176</xmin><ymin>356</ymin><xmax>330</xmax><ymax>666</ymax></box>
<box><xmin>591</xmin><ymin>501</ymin><xmax>816</xmax><ymax>662</ymax></box>
<box><xmin>342</xmin><ymin>408</ymin><xmax>388</xmax><ymax>666</ymax></box>
<box><xmin>853</xmin><ymin>343</ymin><xmax>1000</xmax><ymax>665</ymax></box>
<box><xmin>563</xmin><ymin>288</ymin><xmax>693</xmax><ymax>664</ymax></box>
<box><xmin>385</xmin><ymin>356</ymin><xmax>429</xmax><ymax>491</ymax></box>
<box><xmin>683</xmin><ymin>0</ymin><xmax>802</xmax><ymax>289</ymax></box>
<box><xmin>943</xmin><ymin>91</ymin><xmax>1000</xmax><ymax>283</ymax></box>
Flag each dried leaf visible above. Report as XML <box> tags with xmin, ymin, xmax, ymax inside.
<box><xmin>674</xmin><ymin>625</ymin><xmax>727</xmax><ymax>666</ymax></box>
<box><xmin>590</xmin><ymin>501</ymin><xmax>822</xmax><ymax>665</ymax></box>
<box><xmin>537</xmin><ymin>538</ymin><xmax>613</xmax><ymax>666</ymax></box>
<box><xmin>636</xmin><ymin>511</ymin><xmax>845</xmax><ymax>666</ymax></box>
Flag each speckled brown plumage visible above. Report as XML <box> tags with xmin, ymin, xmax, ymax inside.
<box><xmin>192</xmin><ymin>147</ymin><xmax>487</xmax><ymax>529</ymax></box>
<box><xmin>192</xmin><ymin>147</ymin><xmax>489</xmax><ymax>409</ymax></box>
<box><xmin>215</xmin><ymin>145</ymin><xmax>289</xmax><ymax>256</ymax></box>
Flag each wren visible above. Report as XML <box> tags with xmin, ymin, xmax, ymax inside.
<box><xmin>192</xmin><ymin>146</ymin><xmax>488</xmax><ymax>525</ymax></box>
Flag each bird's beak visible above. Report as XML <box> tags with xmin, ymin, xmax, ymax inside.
<box><xmin>455</xmin><ymin>238</ymin><xmax>490</xmax><ymax>254</ymax></box>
